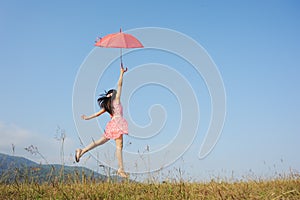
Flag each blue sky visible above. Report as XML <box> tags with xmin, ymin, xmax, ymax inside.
<box><xmin>1</xmin><ymin>0</ymin><xmax>300</xmax><ymax>181</ymax></box>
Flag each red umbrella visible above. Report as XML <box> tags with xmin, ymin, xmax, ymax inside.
<box><xmin>95</xmin><ymin>28</ymin><xmax>143</xmax><ymax>66</ymax></box>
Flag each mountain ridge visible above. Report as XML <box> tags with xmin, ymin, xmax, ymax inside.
<box><xmin>0</xmin><ymin>152</ymin><xmax>124</xmax><ymax>183</ymax></box>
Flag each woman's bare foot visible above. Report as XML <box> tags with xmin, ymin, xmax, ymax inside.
<box><xmin>117</xmin><ymin>168</ymin><xmax>128</xmax><ymax>178</ymax></box>
<box><xmin>75</xmin><ymin>149</ymin><xmax>82</xmax><ymax>163</ymax></box>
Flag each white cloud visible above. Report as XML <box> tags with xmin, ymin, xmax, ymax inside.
<box><xmin>0</xmin><ymin>121</ymin><xmax>78</xmax><ymax>165</ymax></box>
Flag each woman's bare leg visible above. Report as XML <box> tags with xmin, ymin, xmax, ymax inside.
<box><xmin>115</xmin><ymin>135</ymin><xmax>128</xmax><ymax>178</ymax></box>
<box><xmin>76</xmin><ymin>135</ymin><xmax>109</xmax><ymax>162</ymax></box>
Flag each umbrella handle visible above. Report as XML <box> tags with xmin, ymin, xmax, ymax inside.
<box><xmin>120</xmin><ymin>48</ymin><xmax>123</xmax><ymax>67</ymax></box>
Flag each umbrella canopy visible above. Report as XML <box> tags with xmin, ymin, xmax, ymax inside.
<box><xmin>95</xmin><ymin>29</ymin><xmax>143</xmax><ymax>66</ymax></box>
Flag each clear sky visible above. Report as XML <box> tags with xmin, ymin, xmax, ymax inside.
<box><xmin>1</xmin><ymin>0</ymin><xmax>299</xmax><ymax>181</ymax></box>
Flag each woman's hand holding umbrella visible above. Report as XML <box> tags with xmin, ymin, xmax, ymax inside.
<box><xmin>120</xmin><ymin>63</ymin><xmax>128</xmax><ymax>73</ymax></box>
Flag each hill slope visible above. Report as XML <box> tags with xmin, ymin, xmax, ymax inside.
<box><xmin>0</xmin><ymin>153</ymin><xmax>108</xmax><ymax>183</ymax></box>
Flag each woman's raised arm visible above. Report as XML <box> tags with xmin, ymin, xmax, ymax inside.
<box><xmin>115</xmin><ymin>65</ymin><xmax>127</xmax><ymax>104</ymax></box>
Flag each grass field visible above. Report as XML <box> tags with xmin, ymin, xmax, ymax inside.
<box><xmin>1</xmin><ymin>173</ymin><xmax>299</xmax><ymax>199</ymax></box>
<box><xmin>1</xmin><ymin>153</ymin><xmax>299</xmax><ymax>199</ymax></box>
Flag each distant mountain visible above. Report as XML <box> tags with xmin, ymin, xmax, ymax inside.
<box><xmin>0</xmin><ymin>153</ymin><xmax>125</xmax><ymax>183</ymax></box>
<box><xmin>0</xmin><ymin>153</ymin><xmax>37</xmax><ymax>170</ymax></box>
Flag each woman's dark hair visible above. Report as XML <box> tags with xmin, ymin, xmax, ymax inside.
<box><xmin>97</xmin><ymin>89</ymin><xmax>117</xmax><ymax>115</ymax></box>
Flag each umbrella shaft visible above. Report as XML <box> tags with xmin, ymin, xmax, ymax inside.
<box><xmin>120</xmin><ymin>48</ymin><xmax>123</xmax><ymax>66</ymax></box>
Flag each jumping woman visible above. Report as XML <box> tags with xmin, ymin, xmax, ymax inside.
<box><xmin>75</xmin><ymin>65</ymin><xmax>129</xmax><ymax>178</ymax></box>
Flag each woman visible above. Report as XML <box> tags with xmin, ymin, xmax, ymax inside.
<box><xmin>75</xmin><ymin>65</ymin><xmax>129</xmax><ymax>178</ymax></box>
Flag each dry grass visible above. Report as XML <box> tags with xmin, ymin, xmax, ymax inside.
<box><xmin>1</xmin><ymin>175</ymin><xmax>299</xmax><ymax>200</ymax></box>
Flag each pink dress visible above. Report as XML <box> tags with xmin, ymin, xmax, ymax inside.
<box><xmin>104</xmin><ymin>100</ymin><xmax>128</xmax><ymax>139</ymax></box>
